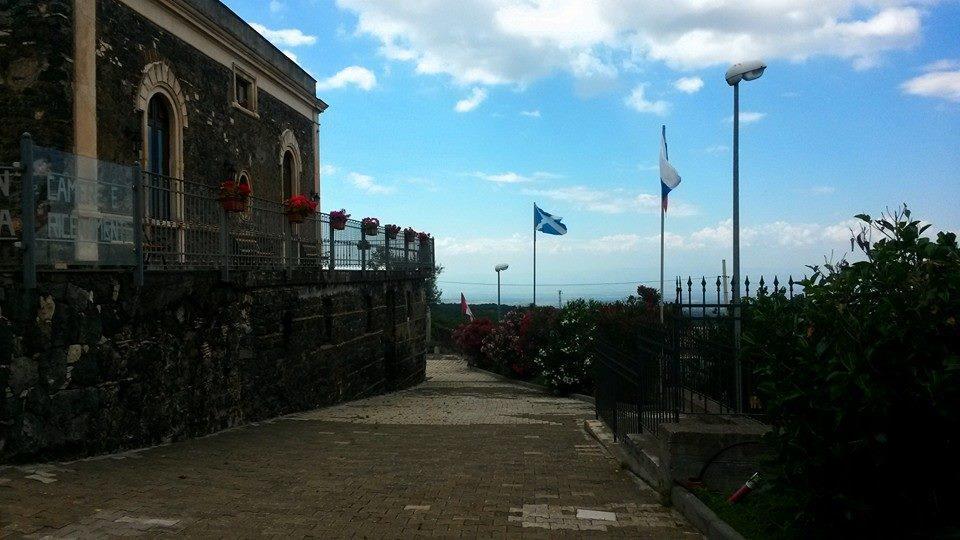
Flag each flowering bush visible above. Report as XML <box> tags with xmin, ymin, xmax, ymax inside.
<box><xmin>283</xmin><ymin>195</ymin><xmax>317</xmax><ymax>222</ymax></box>
<box><xmin>361</xmin><ymin>217</ymin><xmax>380</xmax><ymax>235</ymax></box>
<box><xmin>329</xmin><ymin>208</ymin><xmax>350</xmax><ymax>230</ymax></box>
<box><xmin>384</xmin><ymin>224</ymin><xmax>401</xmax><ymax>239</ymax></box>
<box><xmin>535</xmin><ymin>300</ymin><xmax>596</xmax><ymax>394</ymax></box>
<box><xmin>480</xmin><ymin>310</ymin><xmax>524</xmax><ymax>375</ymax></box>
<box><xmin>218</xmin><ymin>179</ymin><xmax>252</xmax><ymax>199</ymax></box>
<box><xmin>218</xmin><ymin>180</ymin><xmax>252</xmax><ymax>212</ymax></box>
<box><xmin>452</xmin><ymin>318</ymin><xmax>495</xmax><ymax>364</ymax></box>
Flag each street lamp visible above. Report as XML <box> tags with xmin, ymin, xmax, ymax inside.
<box><xmin>495</xmin><ymin>264</ymin><xmax>509</xmax><ymax>319</ymax></box>
<box><xmin>726</xmin><ymin>59</ymin><xmax>766</xmax><ymax>413</ymax></box>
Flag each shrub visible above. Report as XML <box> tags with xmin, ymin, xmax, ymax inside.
<box><xmin>742</xmin><ymin>207</ymin><xmax>960</xmax><ymax>535</ymax></box>
<box><xmin>452</xmin><ymin>318</ymin><xmax>494</xmax><ymax>364</ymax></box>
<box><xmin>480</xmin><ymin>309</ymin><xmax>524</xmax><ymax>374</ymax></box>
<box><xmin>536</xmin><ymin>300</ymin><xmax>596</xmax><ymax>394</ymax></box>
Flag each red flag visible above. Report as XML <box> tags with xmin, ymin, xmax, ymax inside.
<box><xmin>460</xmin><ymin>292</ymin><xmax>474</xmax><ymax>321</ymax></box>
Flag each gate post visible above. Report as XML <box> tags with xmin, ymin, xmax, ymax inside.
<box><xmin>328</xmin><ymin>226</ymin><xmax>335</xmax><ymax>271</ymax></box>
<box><xmin>132</xmin><ymin>162</ymin><xmax>145</xmax><ymax>287</ymax></box>
<box><xmin>20</xmin><ymin>133</ymin><xmax>36</xmax><ymax>289</ymax></box>
<box><xmin>384</xmin><ymin>234</ymin><xmax>391</xmax><ymax>272</ymax></box>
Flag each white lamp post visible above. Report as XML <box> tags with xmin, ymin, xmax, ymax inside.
<box><xmin>725</xmin><ymin>59</ymin><xmax>766</xmax><ymax>413</ymax></box>
<box><xmin>495</xmin><ymin>264</ymin><xmax>509</xmax><ymax>319</ymax></box>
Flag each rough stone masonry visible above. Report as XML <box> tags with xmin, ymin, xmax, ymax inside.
<box><xmin>0</xmin><ymin>269</ymin><xmax>430</xmax><ymax>463</ymax></box>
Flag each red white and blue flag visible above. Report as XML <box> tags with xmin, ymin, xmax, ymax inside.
<box><xmin>659</xmin><ymin>126</ymin><xmax>681</xmax><ymax>212</ymax></box>
<box><xmin>460</xmin><ymin>292</ymin><xmax>474</xmax><ymax>321</ymax></box>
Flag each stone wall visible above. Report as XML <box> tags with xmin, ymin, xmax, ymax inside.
<box><xmin>95</xmin><ymin>0</ymin><xmax>317</xmax><ymax>200</ymax></box>
<box><xmin>0</xmin><ymin>0</ymin><xmax>74</xmax><ymax>163</ymax></box>
<box><xmin>0</xmin><ymin>270</ymin><xmax>429</xmax><ymax>463</ymax></box>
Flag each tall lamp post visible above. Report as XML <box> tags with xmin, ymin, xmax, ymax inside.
<box><xmin>725</xmin><ymin>59</ymin><xmax>766</xmax><ymax>413</ymax></box>
<box><xmin>495</xmin><ymin>264</ymin><xmax>509</xmax><ymax>319</ymax></box>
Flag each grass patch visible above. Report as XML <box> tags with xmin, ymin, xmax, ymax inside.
<box><xmin>690</xmin><ymin>485</ymin><xmax>804</xmax><ymax>540</ymax></box>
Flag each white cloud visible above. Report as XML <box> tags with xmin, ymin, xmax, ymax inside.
<box><xmin>269</xmin><ymin>1</ymin><xmax>284</xmax><ymax>14</ymax></box>
<box><xmin>316</xmin><ymin>66</ymin><xmax>378</xmax><ymax>91</ymax></box>
<box><xmin>473</xmin><ymin>171</ymin><xmax>559</xmax><ymax>184</ymax></box>
<box><xmin>321</xmin><ymin>163</ymin><xmax>338</xmax><ymax>176</ymax></box>
<box><xmin>523</xmin><ymin>185</ymin><xmax>696</xmax><ymax>216</ymax></box>
<box><xmin>249</xmin><ymin>23</ymin><xmax>317</xmax><ymax>47</ymax></box>
<box><xmin>923</xmin><ymin>59</ymin><xmax>960</xmax><ymax>72</ymax></box>
<box><xmin>282</xmin><ymin>50</ymin><xmax>299</xmax><ymax>63</ymax></box>
<box><xmin>901</xmin><ymin>70</ymin><xmax>960</xmax><ymax>102</ymax></box>
<box><xmin>685</xmin><ymin>218</ymin><xmax>862</xmax><ymax>250</ymax></box>
<box><xmin>726</xmin><ymin>111</ymin><xmax>766</xmax><ymax>124</ymax></box>
<box><xmin>455</xmin><ymin>88</ymin><xmax>488</xmax><ymax>112</ymax></box>
<box><xmin>335</xmin><ymin>0</ymin><xmax>931</xmax><ymax>87</ymax></box>
<box><xmin>674</xmin><ymin>76</ymin><xmax>704</xmax><ymax>94</ymax></box>
<box><xmin>705</xmin><ymin>145</ymin><xmax>729</xmax><ymax>155</ymax></box>
<box><xmin>348</xmin><ymin>172</ymin><xmax>395</xmax><ymax>194</ymax></box>
<box><xmin>520</xmin><ymin>109</ymin><xmax>541</xmax><ymax>118</ymax></box>
<box><xmin>624</xmin><ymin>84</ymin><xmax>669</xmax><ymax>115</ymax></box>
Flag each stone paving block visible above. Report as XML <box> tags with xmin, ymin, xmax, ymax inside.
<box><xmin>0</xmin><ymin>357</ymin><xmax>696</xmax><ymax>538</ymax></box>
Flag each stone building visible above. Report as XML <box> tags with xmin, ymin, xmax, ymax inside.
<box><xmin>0</xmin><ymin>0</ymin><xmax>326</xmax><ymax>203</ymax></box>
<box><xmin>0</xmin><ymin>1</ymin><xmax>432</xmax><ymax>463</ymax></box>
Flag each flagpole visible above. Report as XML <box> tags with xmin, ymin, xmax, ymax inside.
<box><xmin>533</xmin><ymin>203</ymin><xmax>537</xmax><ymax>306</ymax></box>
<box><xmin>660</xmin><ymin>125</ymin><xmax>668</xmax><ymax>323</ymax></box>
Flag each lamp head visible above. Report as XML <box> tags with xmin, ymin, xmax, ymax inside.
<box><xmin>725</xmin><ymin>60</ymin><xmax>766</xmax><ymax>86</ymax></box>
<box><xmin>495</xmin><ymin>264</ymin><xmax>509</xmax><ymax>272</ymax></box>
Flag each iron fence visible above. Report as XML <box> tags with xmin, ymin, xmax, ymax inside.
<box><xmin>595</xmin><ymin>275</ymin><xmax>795</xmax><ymax>440</ymax></box>
<box><xmin>6</xmin><ymin>134</ymin><xmax>436</xmax><ymax>285</ymax></box>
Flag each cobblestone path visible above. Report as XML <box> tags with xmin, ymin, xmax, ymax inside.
<box><xmin>0</xmin><ymin>356</ymin><xmax>698</xmax><ymax>538</ymax></box>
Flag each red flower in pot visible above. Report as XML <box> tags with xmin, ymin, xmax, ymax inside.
<box><xmin>330</xmin><ymin>209</ymin><xmax>350</xmax><ymax>230</ymax></box>
<box><xmin>417</xmin><ymin>231</ymin><xmax>431</xmax><ymax>245</ymax></box>
<box><xmin>384</xmin><ymin>224</ymin><xmax>401</xmax><ymax>239</ymax></box>
<box><xmin>218</xmin><ymin>179</ymin><xmax>252</xmax><ymax>213</ymax></box>
<box><xmin>361</xmin><ymin>217</ymin><xmax>380</xmax><ymax>236</ymax></box>
<box><xmin>283</xmin><ymin>194</ymin><xmax>318</xmax><ymax>224</ymax></box>
<box><xmin>403</xmin><ymin>227</ymin><xmax>417</xmax><ymax>243</ymax></box>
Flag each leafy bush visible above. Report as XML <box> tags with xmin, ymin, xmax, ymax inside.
<box><xmin>536</xmin><ymin>300</ymin><xmax>596</xmax><ymax>394</ymax></box>
<box><xmin>480</xmin><ymin>309</ymin><xmax>524</xmax><ymax>374</ymax></box>
<box><xmin>742</xmin><ymin>207</ymin><xmax>960</xmax><ymax>535</ymax></box>
<box><xmin>452</xmin><ymin>318</ymin><xmax>494</xmax><ymax>364</ymax></box>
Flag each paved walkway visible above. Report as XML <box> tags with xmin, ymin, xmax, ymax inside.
<box><xmin>0</xmin><ymin>356</ymin><xmax>698</xmax><ymax>538</ymax></box>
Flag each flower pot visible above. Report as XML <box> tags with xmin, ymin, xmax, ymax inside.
<box><xmin>219</xmin><ymin>197</ymin><xmax>247</xmax><ymax>213</ymax></box>
<box><xmin>386</xmin><ymin>232</ymin><xmax>399</xmax><ymax>240</ymax></box>
<box><xmin>286</xmin><ymin>211</ymin><xmax>306</xmax><ymax>224</ymax></box>
<box><xmin>362</xmin><ymin>225</ymin><xmax>378</xmax><ymax>236</ymax></box>
<box><xmin>404</xmin><ymin>234</ymin><xmax>416</xmax><ymax>243</ymax></box>
<box><xmin>331</xmin><ymin>219</ymin><xmax>347</xmax><ymax>231</ymax></box>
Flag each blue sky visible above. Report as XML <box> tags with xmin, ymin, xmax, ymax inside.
<box><xmin>226</xmin><ymin>0</ymin><xmax>960</xmax><ymax>303</ymax></box>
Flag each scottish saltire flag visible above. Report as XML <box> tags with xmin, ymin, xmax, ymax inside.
<box><xmin>534</xmin><ymin>205</ymin><xmax>568</xmax><ymax>235</ymax></box>
<box><xmin>659</xmin><ymin>127</ymin><xmax>681</xmax><ymax>212</ymax></box>
<box><xmin>460</xmin><ymin>293</ymin><xmax>474</xmax><ymax>321</ymax></box>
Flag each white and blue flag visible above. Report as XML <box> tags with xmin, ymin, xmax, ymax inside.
<box><xmin>534</xmin><ymin>204</ymin><xmax>567</xmax><ymax>235</ymax></box>
<box><xmin>659</xmin><ymin>125</ymin><xmax>681</xmax><ymax>212</ymax></box>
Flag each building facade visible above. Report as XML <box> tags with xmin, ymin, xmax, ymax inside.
<box><xmin>1</xmin><ymin>0</ymin><xmax>327</xmax><ymax>204</ymax></box>
<box><xmin>0</xmin><ymin>1</ymin><xmax>434</xmax><ymax>463</ymax></box>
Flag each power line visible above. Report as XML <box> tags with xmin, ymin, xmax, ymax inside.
<box><xmin>437</xmin><ymin>279</ymin><xmax>662</xmax><ymax>287</ymax></box>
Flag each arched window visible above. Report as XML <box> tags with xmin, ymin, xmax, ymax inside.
<box><xmin>278</xmin><ymin>129</ymin><xmax>302</xmax><ymax>202</ymax></box>
<box><xmin>146</xmin><ymin>94</ymin><xmax>172</xmax><ymax>219</ymax></box>
<box><xmin>282</xmin><ymin>150</ymin><xmax>295</xmax><ymax>200</ymax></box>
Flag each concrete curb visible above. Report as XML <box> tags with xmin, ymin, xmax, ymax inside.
<box><xmin>583</xmin><ymin>419</ymin><xmax>745</xmax><ymax>540</ymax></box>
<box><xmin>583</xmin><ymin>420</ymin><xmax>671</xmax><ymax>505</ymax></box>
<box><xmin>466</xmin><ymin>366</ymin><xmax>595</xmax><ymax>404</ymax></box>
<box><xmin>671</xmin><ymin>486</ymin><xmax>745</xmax><ymax>540</ymax></box>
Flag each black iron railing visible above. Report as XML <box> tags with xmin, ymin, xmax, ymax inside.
<box><xmin>5</xmin><ymin>134</ymin><xmax>436</xmax><ymax>286</ymax></box>
<box><xmin>595</xmin><ymin>275</ymin><xmax>791</xmax><ymax>440</ymax></box>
